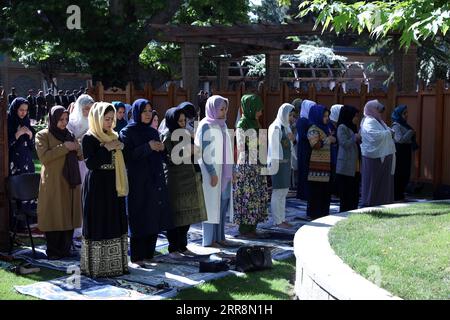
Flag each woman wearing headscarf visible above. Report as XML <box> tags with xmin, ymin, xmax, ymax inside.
<box><xmin>81</xmin><ymin>102</ymin><xmax>128</xmax><ymax>277</ymax></box>
<box><xmin>67</xmin><ymin>94</ymin><xmax>94</xmax><ymax>240</ymax></box>
<box><xmin>391</xmin><ymin>105</ymin><xmax>418</xmax><ymax>201</ymax></box>
<box><xmin>329</xmin><ymin>104</ymin><xmax>343</xmax><ymax>197</ymax></box>
<box><xmin>233</xmin><ymin>94</ymin><xmax>269</xmax><ymax>237</ymax></box>
<box><xmin>67</xmin><ymin>94</ymin><xmax>95</xmax><ymax>140</ymax></box>
<box><xmin>268</xmin><ymin>103</ymin><xmax>296</xmax><ymax>228</ymax></box>
<box><xmin>8</xmin><ymin>97</ymin><xmax>37</xmax><ymax>228</ymax></box>
<box><xmin>336</xmin><ymin>105</ymin><xmax>361</xmax><ymax>212</ymax></box>
<box><xmin>178</xmin><ymin>101</ymin><xmax>197</xmax><ymax>134</ymax></box>
<box><xmin>120</xmin><ymin>99</ymin><xmax>173</xmax><ymax>266</ymax></box>
<box><xmin>194</xmin><ymin>95</ymin><xmax>234</xmax><ymax>247</ymax></box>
<box><xmin>162</xmin><ymin>107</ymin><xmax>207</xmax><ymax>255</ymax></box>
<box><xmin>112</xmin><ymin>101</ymin><xmax>128</xmax><ymax>133</ymax></box>
<box><xmin>296</xmin><ymin>99</ymin><xmax>316</xmax><ymax>200</ymax></box>
<box><xmin>360</xmin><ymin>100</ymin><xmax>396</xmax><ymax>206</ymax></box>
<box><xmin>150</xmin><ymin>110</ymin><xmax>159</xmax><ymax>130</ymax></box>
<box><xmin>306</xmin><ymin>105</ymin><xmax>335</xmax><ymax>219</ymax></box>
<box><xmin>8</xmin><ymin>97</ymin><xmax>35</xmax><ymax>177</ymax></box>
<box><xmin>35</xmin><ymin>106</ymin><xmax>82</xmax><ymax>259</ymax></box>
<box><xmin>125</xmin><ymin>104</ymin><xmax>133</xmax><ymax>124</ymax></box>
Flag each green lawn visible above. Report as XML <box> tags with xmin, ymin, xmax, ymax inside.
<box><xmin>329</xmin><ymin>202</ymin><xmax>450</xmax><ymax>300</ymax></box>
<box><xmin>173</xmin><ymin>257</ymin><xmax>296</xmax><ymax>300</ymax></box>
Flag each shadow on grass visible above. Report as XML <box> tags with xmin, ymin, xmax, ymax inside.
<box><xmin>173</xmin><ymin>258</ymin><xmax>296</xmax><ymax>300</ymax></box>
<box><xmin>361</xmin><ymin>203</ymin><xmax>450</xmax><ymax>219</ymax></box>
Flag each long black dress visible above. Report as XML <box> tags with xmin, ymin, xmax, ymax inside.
<box><xmin>81</xmin><ymin>134</ymin><xmax>128</xmax><ymax>278</ymax></box>
<box><xmin>120</xmin><ymin>124</ymin><xmax>173</xmax><ymax>262</ymax></box>
<box><xmin>296</xmin><ymin>117</ymin><xmax>312</xmax><ymax>200</ymax></box>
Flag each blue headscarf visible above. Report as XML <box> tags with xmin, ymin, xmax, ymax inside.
<box><xmin>391</xmin><ymin>104</ymin><xmax>419</xmax><ymax>150</ymax></box>
<box><xmin>130</xmin><ymin>99</ymin><xmax>152</xmax><ymax>126</ymax></box>
<box><xmin>391</xmin><ymin>105</ymin><xmax>411</xmax><ymax>130</ymax></box>
<box><xmin>308</xmin><ymin>104</ymin><xmax>329</xmax><ymax>134</ymax></box>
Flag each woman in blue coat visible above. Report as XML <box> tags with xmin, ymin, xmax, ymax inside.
<box><xmin>296</xmin><ymin>100</ymin><xmax>315</xmax><ymax>201</ymax></box>
<box><xmin>120</xmin><ymin>99</ymin><xmax>173</xmax><ymax>267</ymax></box>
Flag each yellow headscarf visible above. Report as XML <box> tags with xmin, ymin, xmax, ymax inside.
<box><xmin>88</xmin><ymin>102</ymin><xmax>129</xmax><ymax>197</ymax></box>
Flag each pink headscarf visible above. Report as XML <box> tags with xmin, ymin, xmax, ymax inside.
<box><xmin>363</xmin><ymin>99</ymin><xmax>385</xmax><ymax>122</ymax></box>
<box><xmin>202</xmin><ymin>95</ymin><xmax>229</xmax><ymax>128</ymax></box>
<box><xmin>196</xmin><ymin>95</ymin><xmax>232</xmax><ymax>191</ymax></box>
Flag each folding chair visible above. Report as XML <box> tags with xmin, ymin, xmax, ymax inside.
<box><xmin>7</xmin><ymin>173</ymin><xmax>40</xmax><ymax>257</ymax></box>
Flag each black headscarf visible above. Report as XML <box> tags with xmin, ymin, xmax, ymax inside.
<box><xmin>177</xmin><ymin>101</ymin><xmax>196</xmax><ymax>119</ymax></box>
<box><xmin>337</xmin><ymin>105</ymin><xmax>359</xmax><ymax>133</ymax></box>
<box><xmin>8</xmin><ymin>97</ymin><xmax>31</xmax><ymax>130</ymax></box>
<box><xmin>112</xmin><ymin>101</ymin><xmax>128</xmax><ymax>132</ymax></box>
<box><xmin>49</xmin><ymin>106</ymin><xmax>81</xmax><ymax>189</ymax></box>
<box><xmin>165</xmin><ymin>107</ymin><xmax>185</xmax><ymax>133</ymax></box>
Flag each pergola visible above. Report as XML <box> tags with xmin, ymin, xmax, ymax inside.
<box><xmin>149</xmin><ymin>23</ymin><xmax>417</xmax><ymax>101</ymax></box>
<box><xmin>0</xmin><ymin>23</ymin><xmax>418</xmax><ymax>251</ymax></box>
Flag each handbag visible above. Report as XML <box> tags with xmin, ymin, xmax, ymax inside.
<box><xmin>235</xmin><ymin>246</ymin><xmax>273</xmax><ymax>272</ymax></box>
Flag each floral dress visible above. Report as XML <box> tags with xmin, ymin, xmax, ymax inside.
<box><xmin>233</xmin><ymin>128</ymin><xmax>269</xmax><ymax>226</ymax></box>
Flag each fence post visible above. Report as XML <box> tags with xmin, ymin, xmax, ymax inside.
<box><xmin>97</xmin><ymin>81</ymin><xmax>104</xmax><ymax>102</ymax></box>
<box><xmin>0</xmin><ymin>88</ymin><xmax>9</xmax><ymax>251</ymax></box>
<box><xmin>434</xmin><ymin>80</ymin><xmax>445</xmax><ymax>187</ymax></box>
<box><xmin>334</xmin><ymin>82</ymin><xmax>341</xmax><ymax>105</ymax></box>
<box><xmin>360</xmin><ymin>82</ymin><xmax>368</xmax><ymax>110</ymax></box>
<box><xmin>125</xmin><ymin>82</ymin><xmax>131</xmax><ymax>104</ymax></box>
<box><xmin>308</xmin><ymin>83</ymin><xmax>316</xmax><ymax>102</ymax></box>
<box><xmin>415</xmin><ymin>82</ymin><xmax>425</xmax><ymax>180</ymax></box>
<box><xmin>168</xmin><ymin>83</ymin><xmax>176</xmax><ymax>108</ymax></box>
<box><xmin>283</xmin><ymin>83</ymin><xmax>290</xmax><ymax>103</ymax></box>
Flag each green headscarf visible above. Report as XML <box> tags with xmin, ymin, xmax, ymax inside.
<box><xmin>237</xmin><ymin>94</ymin><xmax>263</xmax><ymax>130</ymax></box>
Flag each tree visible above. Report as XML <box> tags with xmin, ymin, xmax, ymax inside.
<box><xmin>285</xmin><ymin>0</ymin><xmax>450</xmax><ymax>48</ymax></box>
<box><xmin>283</xmin><ymin>0</ymin><xmax>450</xmax><ymax>84</ymax></box>
<box><xmin>0</xmin><ymin>0</ymin><xmax>250</xmax><ymax>88</ymax></box>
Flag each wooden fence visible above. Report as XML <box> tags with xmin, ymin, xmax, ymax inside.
<box><xmin>87</xmin><ymin>80</ymin><xmax>450</xmax><ymax>187</ymax></box>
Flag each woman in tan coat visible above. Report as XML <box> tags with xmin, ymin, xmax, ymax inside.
<box><xmin>36</xmin><ymin>106</ymin><xmax>82</xmax><ymax>260</ymax></box>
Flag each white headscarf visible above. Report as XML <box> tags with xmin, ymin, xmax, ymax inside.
<box><xmin>300</xmin><ymin>100</ymin><xmax>316</xmax><ymax>119</ymax></box>
<box><xmin>68</xmin><ymin>94</ymin><xmax>94</xmax><ymax>139</ymax></box>
<box><xmin>268</xmin><ymin>103</ymin><xmax>295</xmax><ymax>171</ymax></box>
<box><xmin>329</xmin><ymin>104</ymin><xmax>344</xmax><ymax>122</ymax></box>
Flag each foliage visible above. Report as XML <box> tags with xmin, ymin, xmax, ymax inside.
<box><xmin>139</xmin><ymin>42</ymin><xmax>182</xmax><ymax>79</ymax></box>
<box><xmin>242</xmin><ymin>45</ymin><xmax>347</xmax><ymax>77</ymax></box>
<box><xmin>250</xmin><ymin>0</ymin><xmax>289</xmax><ymax>23</ymax></box>
<box><xmin>0</xmin><ymin>0</ymin><xmax>250</xmax><ymax>87</ymax></box>
<box><xmin>290</xmin><ymin>0</ymin><xmax>450</xmax><ymax>49</ymax></box>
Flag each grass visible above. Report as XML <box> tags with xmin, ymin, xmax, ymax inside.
<box><xmin>0</xmin><ymin>265</ymin><xmax>64</xmax><ymax>300</ymax></box>
<box><xmin>33</xmin><ymin>159</ymin><xmax>41</xmax><ymax>174</ymax></box>
<box><xmin>173</xmin><ymin>257</ymin><xmax>296</xmax><ymax>300</ymax></box>
<box><xmin>329</xmin><ymin>202</ymin><xmax>450</xmax><ymax>300</ymax></box>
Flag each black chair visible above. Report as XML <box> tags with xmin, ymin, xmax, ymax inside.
<box><xmin>7</xmin><ymin>173</ymin><xmax>40</xmax><ymax>257</ymax></box>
